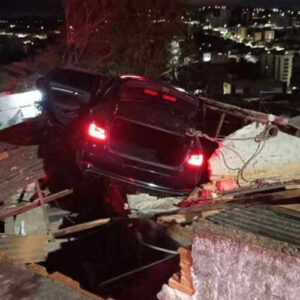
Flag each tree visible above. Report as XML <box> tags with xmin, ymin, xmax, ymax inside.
<box><xmin>13</xmin><ymin>43</ymin><xmax>64</xmax><ymax>92</ymax></box>
<box><xmin>60</xmin><ymin>0</ymin><xmax>182</xmax><ymax>76</ymax></box>
<box><xmin>61</xmin><ymin>0</ymin><xmax>117</xmax><ymax>71</ymax></box>
<box><xmin>111</xmin><ymin>0</ymin><xmax>182</xmax><ymax>76</ymax></box>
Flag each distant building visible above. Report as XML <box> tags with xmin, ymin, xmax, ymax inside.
<box><xmin>223</xmin><ymin>82</ymin><xmax>232</xmax><ymax>95</ymax></box>
<box><xmin>253</xmin><ymin>31</ymin><xmax>263</xmax><ymax>41</ymax></box>
<box><xmin>264</xmin><ymin>30</ymin><xmax>275</xmax><ymax>42</ymax></box>
<box><xmin>270</xmin><ymin>14</ymin><xmax>290</xmax><ymax>28</ymax></box>
<box><xmin>260</xmin><ymin>53</ymin><xmax>275</xmax><ymax>78</ymax></box>
<box><xmin>285</xmin><ymin>29</ymin><xmax>300</xmax><ymax>43</ymax></box>
<box><xmin>202</xmin><ymin>52</ymin><xmax>230</xmax><ymax>64</ymax></box>
<box><xmin>241</xmin><ymin>10</ymin><xmax>251</xmax><ymax>25</ymax></box>
<box><xmin>235</xmin><ymin>26</ymin><xmax>247</xmax><ymax>40</ymax></box>
<box><xmin>211</xmin><ymin>52</ymin><xmax>229</xmax><ymax>64</ymax></box>
<box><xmin>274</xmin><ymin>54</ymin><xmax>293</xmax><ymax>88</ymax></box>
<box><xmin>223</xmin><ymin>79</ymin><xmax>284</xmax><ymax>99</ymax></box>
<box><xmin>203</xmin><ymin>52</ymin><xmax>212</xmax><ymax>62</ymax></box>
<box><xmin>169</xmin><ymin>40</ymin><xmax>180</xmax><ymax>67</ymax></box>
<box><xmin>291</xmin><ymin>56</ymin><xmax>300</xmax><ymax>91</ymax></box>
<box><xmin>207</xmin><ymin>9</ymin><xmax>231</xmax><ymax>27</ymax></box>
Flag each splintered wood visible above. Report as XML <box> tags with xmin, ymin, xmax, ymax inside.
<box><xmin>26</xmin><ymin>264</ymin><xmax>105</xmax><ymax>300</ymax></box>
<box><xmin>53</xmin><ymin>218</ymin><xmax>111</xmax><ymax>238</ymax></box>
<box><xmin>0</xmin><ymin>188</ymin><xmax>73</xmax><ymax>220</ymax></box>
<box><xmin>0</xmin><ymin>143</ymin><xmax>44</xmax><ymax>204</ymax></box>
<box><xmin>0</xmin><ymin>118</ymin><xmax>46</xmax><ymax>205</ymax></box>
<box><xmin>168</xmin><ymin>247</ymin><xmax>195</xmax><ymax>296</ymax></box>
<box><xmin>166</xmin><ymin>224</ymin><xmax>194</xmax><ymax>247</ymax></box>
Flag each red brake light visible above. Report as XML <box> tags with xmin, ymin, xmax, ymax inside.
<box><xmin>162</xmin><ymin>94</ymin><xmax>177</xmax><ymax>102</ymax></box>
<box><xmin>88</xmin><ymin>123</ymin><xmax>106</xmax><ymax>140</ymax></box>
<box><xmin>144</xmin><ymin>89</ymin><xmax>158</xmax><ymax>96</ymax></box>
<box><xmin>187</xmin><ymin>153</ymin><xmax>204</xmax><ymax>167</ymax></box>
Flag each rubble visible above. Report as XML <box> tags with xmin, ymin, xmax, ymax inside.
<box><xmin>127</xmin><ymin>193</ymin><xmax>183</xmax><ymax>216</ymax></box>
<box><xmin>2</xmin><ymin>94</ymin><xmax>300</xmax><ymax>299</ymax></box>
<box><xmin>0</xmin><ymin>251</ymin><xmax>104</xmax><ymax>300</ymax></box>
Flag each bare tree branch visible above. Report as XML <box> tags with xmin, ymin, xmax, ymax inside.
<box><xmin>60</xmin><ymin>0</ymin><xmax>182</xmax><ymax>75</ymax></box>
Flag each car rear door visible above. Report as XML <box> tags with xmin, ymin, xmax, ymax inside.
<box><xmin>45</xmin><ymin>69</ymin><xmax>100</xmax><ymax>125</ymax></box>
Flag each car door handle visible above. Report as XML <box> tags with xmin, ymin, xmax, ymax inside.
<box><xmin>52</xmin><ymin>87</ymin><xmax>80</xmax><ymax>95</ymax></box>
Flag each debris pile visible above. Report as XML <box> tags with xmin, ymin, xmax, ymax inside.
<box><xmin>1</xmin><ymin>97</ymin><xmax>300</xmax><ymax>299</ymax></box>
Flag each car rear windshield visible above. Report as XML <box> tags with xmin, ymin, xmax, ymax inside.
<box><xmin>119</xmin><ymin>84</ymin><xmax>198</xmax><ymax>119</ymax></box>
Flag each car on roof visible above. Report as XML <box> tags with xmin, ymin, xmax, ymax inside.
<box><xmin>37</xmin><ymin>68</ymin><xmax>209</xmax><ymax>195</ymax></box>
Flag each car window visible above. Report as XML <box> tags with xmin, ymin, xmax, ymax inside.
<box><xmin>120</xmin><ymin>85</ymin><xmax>198</xmax><ymax>119</ymax></box>
<box><xmin>50</xmin><ymin>69</ymin><xmax>96</xmax><ymax>92</ymax></box>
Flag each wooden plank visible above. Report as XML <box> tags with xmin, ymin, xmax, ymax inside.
<box><xmin>201</xmin><ymin>209</ymin><xmax>222</xmax><ymax>218</ymax></box>
<box><xmin>215</xmin><ymin>112</ymin><xmax>226</xmax><ymax>138</ymax></box>
<box><xmin>180</xmin><ymin>187</ymin><xmax>202</xmax><ymax>208</ymax></box>
<box><xmin>35</xmin><ymin>181</ymin><xmax>50</xmax><ymax>232</ymax></box>
<box><xmin>53</xmin><ymin>218</ymin><xmax>111</xmax><ymax>238</ymax></box>
<box><xmin>201</xmin><ymin>97</ymin><xmax>300</xmax><ymax>136</ymax></box>
<box><xmin>157</xmin><ymin>214</ymin><xmax>195</xmax><ymax>224</ymax></box>
<box><xmin>168</xmin><ymin>247</ymin><xmax>195</xmax><ymax>296</ymax></box>
<box><xmin>220</xmin><ymin>181</ymin><xmax>300</xmax><ymax>197</ymax></box>
<box><xmin>26</xmin><ymin>264</ymin><xmax>105</xmax><ymax>300</ymax></box>
<box><xmin>0</xmin><ymin>189</ymin><xmax>73</xmax><ymax>220</ymax></box>
<box><xmin>50</xmin><ymin>272</ymin><xmax>80</xmax><ymax>289</ymax></box>
<box><xmin>0</xmin><ymin>234</ymin><xmax>49</xmax><ymax>264</ymax></box>
<box><xmin>27</xmin><ymin>263</ymin><xmax>49</xmax><ymax>277</ymax></box>
<box><xmin>167</xmin><ymin>224</ymin><xmax>194</xmax><ymax>247</ymax></box>
<box><xmin>179</xmin><ymin>188</ymin><xmax>300</xmax><ymax>215</ymax></box>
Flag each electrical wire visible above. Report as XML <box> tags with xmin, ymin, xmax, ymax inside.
<box><xmin>222</xmin><ymin>144</ymin><xmax>246</xmax><ymax>164</ymax></box>
<box><xmin>217</xmin><ymin>125</ymin><xmax>272</xmax><ymax>186</ymax></box>
<box><xmin>98</xmin><ymin>254</ymin><xmax>177</xmax><ymax>287</ymax></box>
<box><xmin>219</xmin><ymin>150</ymin><xmax>241</xmax><ymax>172</ymax></box>
<box><xmin>237</xmin><ymin>124</ymin><xmax>275</xmax><ymax>184</ymax></box>
<box><xmin>239</xmin><ymin>140</ymin><xmax>267</xmax><ymax>184</ymax></box>
<box><xmin>217</xmin><ymin>136</ymin><xmax>258</xmax><ymax>141</ymax></box>
<box><xmin>135</xmin><ymin>232</ymin><xmax>178</xmax><ymax>255</ymax></box>
<box><xmin>237</xmin><ymin>142</ymin><xmax>261</xmax><ymax>184</ymax></box>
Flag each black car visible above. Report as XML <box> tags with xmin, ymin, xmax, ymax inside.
<box><xmin>37</xmin><ymin>68</ymin><xmax>207</xmax><ymax>195</ymax></box>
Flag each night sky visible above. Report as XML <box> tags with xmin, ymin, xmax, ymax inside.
<box><xmin>0</xmin><ymin>0</ymin><xmax>299</xmax><ymax>18</ymax></box>
<box><xmin>0</xmin><ymin>0</ymin><xmax>63</xmax><ymax>17</ymax></box>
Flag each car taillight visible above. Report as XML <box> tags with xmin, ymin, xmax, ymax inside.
<box><xmin>187</xmin><ymin>153</ymin><xmax>204</xmax><ymax>167</ymax></box>
<box><xmin>88</xmin><ymin>122</ymin><xmax>107</xmax><ymax>140</ymax></box>
<box><xmin>144</xmin><ymin>88</ymin><xmax>158</xmax><ymax>96</ymax></box>
<box><xmin>162</xmin><ymin>94</ymin><xmax>177</xmax><ymax>102</ymax></box>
